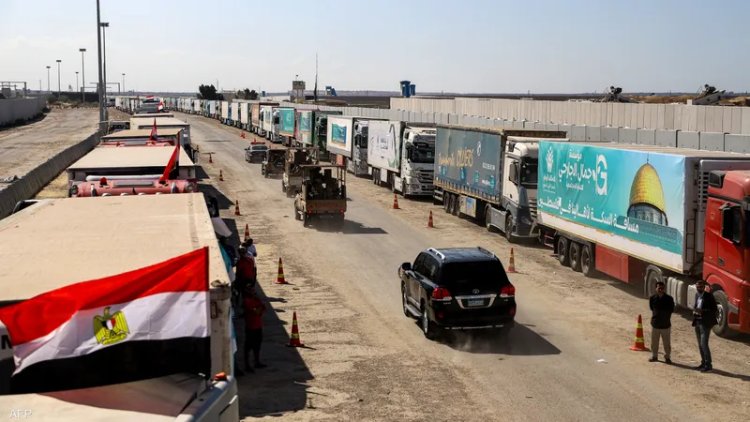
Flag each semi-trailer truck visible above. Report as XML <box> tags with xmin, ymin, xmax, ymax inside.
<box><xmin>251</xmin><ymin>101</ymin><xmax>278</xmax><ymax>134</ymax></box>
<box><xmin>277</xmin><ymin>107</ymin><xmax>296</xmax><ymax>145</ymax></box>
<box><xmin>434</xmin><ymin>125</ymin><xmax>568</xmax><ymax>241</ymax></box>
<box><xmin>367</xmin><ymin>121</ymin><xmax>436</xmax><ymax>197</ymax></box>
<box><xmin>294</xmin><ymin>110</ymin><xmax>341</xmax><ymax>161</ymax></box>
<box><xmin>239</xmin><ymin>102</ymin><xmax>250</xmax><ymax>130</ymax></box>
<box><xmin>0</xmin><ymin>194</ymin><xmax>238</xmax><ymax>420</ymax></box>
<box><xmin>220</xmin><ymin>100</ymin><xmax>230</xmax><ymax>124</ymax></box>
<box><xmin>537</xmin><ymin>142</ymin><xmax>750</xmax><ymax>336</ymax></box>
<box><xmin>326</xmin><ymin>116</ymin><xmax>379</xmax><ymax>177</ymax></box>
<box><xmin>260</xmin><ymin>105</ymin><xmax>278</xmax><ymax>140</ymax></box>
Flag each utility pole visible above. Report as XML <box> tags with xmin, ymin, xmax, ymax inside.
<box><xmin>79</xmin><ymin>48</ymin><xmax>86</xmax><ymax>102</ymax></box>
<box><xmin>100</xmin><ymin>22</ymin><xmax>109</xmax><ymax>106</ymax></box>
<box><xmin>96</xmin><ymin>0</ymin><xmax>105</xmax><ymax>127</ymax></box>
<box><xmin>122</xmin><ymin>73</ymin><xmax>126</xmax><ymax>93</ymax></box>
<box><xmin>46</xmin><ymin>66</ymin><xmax>51</xmax><ymax>93</ymax></box>
<box><xmin>75</xmin><ymin>71</ymin><xmax>79</xmax><ymax>92</ymax></box>
<box><xmin>56</xmin><ymin>59</ymin><xmax>61</xmax><ymax>98</ymax></box>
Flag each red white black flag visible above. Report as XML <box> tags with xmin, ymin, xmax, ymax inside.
<box><xmin>160</xmin><ymin>138</ymin><xmax>181</xmax><ymax>182</ymax></box>
<box><xmin>0</xmin><ymin>248</ymin><xmax>210</xmax><ymax>394</ymax></box>
<box><xmin>149</xmin><ymin>117</ymin><xmax>158</xmax><ymax>140</ymax></box>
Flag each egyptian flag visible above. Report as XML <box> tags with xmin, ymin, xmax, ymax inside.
<box><xmin>159</xmin><ymin>136</ymin><xmax>181</xmax><ymax>182</ymax></box>
<box><xmin>149</xmin><ymin>117</ymin><xmax>158</xmax><ymax>140</ymax></box>
<box><xmin>0</xmin><ymin>248</ymin><xmax>210</xmax><ymax>394</ymax></box>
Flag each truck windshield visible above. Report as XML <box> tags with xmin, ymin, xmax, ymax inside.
<box><xmin>520</xmin><ymin>159</ymin><xmax>538</xmax><ymax>187</ymax></box>
<box><xmin>409</xmin><ymin>145</ymin><xmax>435</xmax><ymax>164</ymax></box>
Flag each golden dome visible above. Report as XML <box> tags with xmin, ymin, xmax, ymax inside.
<box><xmin>629</xmin><ymin>163</ymin><xmax>666</xmax><ymax>212</ymax></box>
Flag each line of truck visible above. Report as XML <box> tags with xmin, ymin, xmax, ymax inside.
<box><xmin>117</xmin><ymin>95</ymin><xmax>750</xmax><ymax>337</ymax></box>
<box><xmin>0</xmin><ymin>112</ymin><xmax>239</xmax><ymax>420</ymax></box>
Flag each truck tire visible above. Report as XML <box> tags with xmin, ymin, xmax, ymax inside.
<box><xmin>451</xmin><ymin>195</ymin><xmax>460</xmax><ymax>216</ymax></box>
<box><xmin>581</xmin><ymin>244</ymin><xmax>596</xmax><ymax>277</ymax></box>
<box><xmin>569</xmin><ymin>242</ymin><xmax>582</xmax><ymax>272</ymax></box>
<box><xmin>485</xmin><ymin>204</ymin><xmax>494</xmax><ymax>232</ymax></box>
<box><xmin>421</xmin><ymin>303</ymin><xmax>438</xmax><ymax>340</ymax></box>
<box><xmin>557</xmin><ymin>237</ymin><xmax>570</xmax><ymax>266</ymax></box>
<box><xmin>644</xmin><ymin>267</ymin><xmax>662</xmax><ymax>297</ymax></box>
<box><xmin>444</xmin><ymin>194</ymin><xmax>452</xmax><ymax>213</ymax></box>
<box><xmin>712</xmin><ymin>290</ymin><xmax>736</xmax><ymax>338</ymax></box>
<box><xmin>505</xmin><ymin>216</ymin><xmax>516</xmax><ymax>243</ymax></box>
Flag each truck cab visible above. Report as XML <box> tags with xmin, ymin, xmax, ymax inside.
<box><xmin>702</xmin><ymin>170</ymin><xmax>750</xmax><ymax>334</ymax></box>
<box><xmin>397</xmin><ymin>126</ymin><xmax>435</xmax><ymax>196</ymax></box>
<box><xmin>498</xmin><ymin>139</ymin><xmax>539</xmax><ymax>240</ymax></box>
<box><xmin>350</xmin><ymin>121</ymin><xmax>370</xmax><ymax>176</ymax></box>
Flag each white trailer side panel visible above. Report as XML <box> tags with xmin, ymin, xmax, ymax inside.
<box><xmin>367</xmin><ymin>120</ymin><xmax>403</xmax><ymax>173</ymax></box>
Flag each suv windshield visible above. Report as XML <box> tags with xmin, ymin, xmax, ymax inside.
<box><xmin>439</xmin><ymin>260</ymin><xmax>508</xmax><ymax>290</ymax></box>
<box><xmin>520</xmin><ymin>159</ymin><xmax>537</xmax><ymax>187</ymax></box>
<box><xmin>252</xmin><ymin>145</ymin><xmax>269</xmax><ymax>151</ymax></box>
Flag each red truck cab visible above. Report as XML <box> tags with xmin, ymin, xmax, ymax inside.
<box><xmin>703</xmin><ymin>170</ymin><xmax>750</xmax><ymax>335</ymax></box>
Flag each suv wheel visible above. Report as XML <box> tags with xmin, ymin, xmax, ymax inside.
<box><xmin>402</xmin><ymin>285</ymin><xmax>410</xmax><ymax>317</ymax></box>
<box><xmin>569</xmin><ymin>242</ymin><xmax>582</xmax><ymax>272</ymax></box>
<box><xmin>421</xmin><ymin>304</ymin><xmax>438</xmax><ymax>340</ymax></box>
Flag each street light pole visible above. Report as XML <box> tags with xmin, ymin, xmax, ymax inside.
<box><xmin>56</xmin><ymin>59</ymin><xmax>61</xmax><ymax>98</ymax></box>
<box><xmin>100</xmin><ymin>22</ymin><xmax>109</xmax><ymax>106</ymax></box>
<box><xmin>46</xmin><ymin>66</ymin><xmax>51</xmax><ymax>93</ymax></box>
<box><xmin>79</xmin><ymin>48</ymin><xmax>86</xmax><ymax>102</ymax></box>
<box><xmin>96</xmin><ymin>0</ymin><xmax>105</xmax><ymax>126</ymax></box>
<box><xmin>122</xmin><ymin>73</ymin><xmax>125</xmax><ymax>93</ymax></box>
<box><xmin>75</xmin><ymin>72</ymin><xmax>79</xmax><ymax>92</ymax></box>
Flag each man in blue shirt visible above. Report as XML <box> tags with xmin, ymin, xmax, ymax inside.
<box><xmin>692</xmin><ymin>280</ymin><xmax>718</xmax><ymax>372</ymax></box>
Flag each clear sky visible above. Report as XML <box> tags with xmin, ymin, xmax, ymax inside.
<box><xmin>2</xmin><ymin>0</ymin><xmax>748</xmax><ymax>94</ymax></box>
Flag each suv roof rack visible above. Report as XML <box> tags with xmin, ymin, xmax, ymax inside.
<box><xmin>426</xmin><ymin>247</ymin><xmax>446</xmax><ymax>260</ymax></box>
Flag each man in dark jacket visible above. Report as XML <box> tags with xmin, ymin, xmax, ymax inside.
<box><xmin>692</xmin><ymin>280</ymin><xmax>718</xmax><ymax>372</ymax></box>
<box><xmin>649</xmin><ymin>281</ymin><xmax>675</xmax><ymax>364</ymax></box>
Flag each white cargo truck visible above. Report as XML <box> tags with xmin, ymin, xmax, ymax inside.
<box><xmin>230</xmin><ymin>102</ymin><xmax>241</xmax><ymax>127</ymax></box>
<box><xmin>260</xmin><ymin>105</ymin><xmax>277</xmax><ymax>140</ymax></box>
<box><xmin>240</xmin><ymin>102</ymin><xmax>250</xmax><ymax>130</ymax></box>
<box><xmin>368</xmin><ymin>121</ymin><xmax>436</xmax><ymax>197</ymax></box>
<box><xmin>326</xmin><ymin>116</ymin><xmax>379</xmax><ymax>177</ymax></box>
<box><xmin>0</xmin><ymin>194</ymin><xmax>239</xmax><ymax>420</ymax></box>
<box><xmin>221</xmin><ymin>100</ymin><xmax>230</xmax><ymax>124</ymax></box>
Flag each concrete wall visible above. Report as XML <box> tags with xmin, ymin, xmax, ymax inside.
<box><xmin>0</xmin><ymin>132</ymin><xmax>99</xmax><ymax>218</ymax></box>
<box><xmin>0</xmin><ymin>97</ymin><xmax>46</xmax><ymax>127</ymax></box>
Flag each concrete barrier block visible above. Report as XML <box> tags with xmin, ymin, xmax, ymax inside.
<box><xmin>699</xmin><ymin>131</ymin><xmax>725</xmax><ymax>151</ymax></box>
<box><xmin>655</xmin><ymin>130</ymin><xmax>677</xmax><ymax>147</ymax></box>
<box><xmin>636</xmin><ymin>129</ymin><xmax>656</xmax><ymax>145</ymax></box>
<box><xmin>545</xmin><ymin>123</ymin><xmax>560</xmax><ymax>132</ymax></box>
<box><xmin>677</xmin><ymin>131</ymin><xmax>700</xmax><ymax>150</ymax></box>
<box><xmin>725</xmin><ymin>134</ymin><xmax>750</xmax><ymax>154</ymax></box>
<box><xmin>585</xmin><ymin>126</ymin><xmax>601</xmax><ymax>142</ymax></box>
<box><xmin>619</xmin><ymin>128</ymin><xmax>637</xmax><ymax>144</ymax></box>
<box><xmin>601</xmin><ymin>127</ymin><xmax>619</xmax><ymax>142</ymax></box>
<box><xmin>571</xmin><ymin>125</ymin><xmax>586</xmax><ymax>141</ymax></box>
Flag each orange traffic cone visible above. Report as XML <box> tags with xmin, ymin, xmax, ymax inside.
<box><xmin>392</xmin><ymin>194</ymin><xmax>400</xmax><ymax>209</ymax></box>
<box><xmin>275</xmin><ymin>257</ymin><xmax>288</xmax><ymax>284</ymax></box>
<box><xmin>507</xmin><ymin>248</ymin><xmax>517</xmax><ymax>273</ymax></box>
<box><xmin>234</xmin><ymin>200</ymin><xmax>241</xmax><ymax>216</ymax></box>
<box><xmin>427</xmin><ymin>210</ymin><xmax>434</xmax><ymax>228</ymax></box>
<box><xmin>287</xmin><ymin>311</ymin><xmax>304</xmax><ymax>347</ymax></box>
<box><xmin>243</xmin><ymin>224</ymin><xmax>250</xmax><ymax>242</ymax></box>
<box><xmin>219</xmin><ymin>170</ymin><xmax>224</xmax><ymax>181</ymax></box>
<box><xmin>208</xmin><ymin>153</ymin><xmax>213</xmax><ymax>163</ymax></box>
<box><xmin>629</xmin><ymin>314</ymin><xmax>650</xmax><ymax>351</ymax></box>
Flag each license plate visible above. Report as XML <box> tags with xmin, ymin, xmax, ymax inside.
<box><xmin>467</xmin><ymin>299</ymin><xmax>484</xmax><ymax>307</ymax></box>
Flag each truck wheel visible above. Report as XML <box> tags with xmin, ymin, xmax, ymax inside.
<box><xmin>569</xmin><ymin>242</ymin><xmax>582</xmax><ymax>272</ymax></box>
<box><xmin>581</xmin><ymin>244</ymin><xmax>596</xmax><ymax>277</ymax></box>
<box><xmin>443</xmin><ymin>194</ymin><xmax>452</xmax><ymax>213</ymax></box>
<box><xmin>401</xmin><ymin>180</ymin><xmax>409</xmax><ymax>199</ymax></box>
<box><xmin>557</xmin><ymin>237</ymin><xmax>570</xmax><ymax>266</ymax></box>
<box><xmin>644</xmin><ymin>268</ymin><xmax>662</xmax><ymax>297</ymax></box>
<box><xmin>451</xmin><ymin>195</ymin><xmax>460</xmax><ymax>216</ymax></box>
<box><xmin>712</xmin><ymin>290</ymin><xmax>736</xmax><ymax>338</ymax></box>
<box><xmin>421</xmin><ymin>303</ymin><xmax>438</xmax><ymax>340</ymax></box>
<box><xmin>505</xmin><ymin>216</ymin><xmax>516</xmax><ymax>243</ymax></box>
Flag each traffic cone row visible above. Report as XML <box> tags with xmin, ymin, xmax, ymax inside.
<box><xmin>275</xmin><ymin>257</ymin><xmax>287</xmax><ymax>284</ymax></box>
<box><xmin>287</xmin><ymin>311</ymin><xmax>304</xmax><ymax>347</ymax></box>
<box><xmin>234</xmin><ymin>200</ymin><xmax>241</xmax><ymax>216</ymax></box>
<box><xmin>392</xmin><ymin>194</ymin><xmax>399</xmax><ymax>209</ymax></box>
<box><xmin>629</xmin><ymin>314</ymin><xmax>649</xmax><ymax>351</ymax></box>
<box><xmin>219</xmin><ymin>169</ymin><xmax>224</xmax><ymax>181</ymax></box>
<box><xmin>427</xmin><ymin>210</ymin><xmax>434</xmax><ymax>228</ymax></box>
<box><xmin>507</xmin><ymin>248</ymin><xmax>517</xmax><ymax>273</ymax></box>
<box><xmin>243</xmin><ymin>224</ymin><xmax>250</xmax><ymax>242</ymax></box>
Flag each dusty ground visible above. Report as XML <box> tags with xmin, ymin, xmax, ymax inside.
<box><xmin>177</xmin><ymin>112</ymin><xmax>750</xmax><ymax>422</ymax></box>
<box><xmin>0</xmin><ymin>108</ymin><xmax>98</xmax><ymax>187</ymax></box>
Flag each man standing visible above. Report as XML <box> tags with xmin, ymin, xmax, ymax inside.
<box><xmin>243</xmin><ymin>285</ymin><xmax>267</xmax><ymax>372</ymax></box>
<box><xmin>649</xmin><ymin>281</ymin><xmax>675</xmax><ymax>364</ymax></box>
<box><xmin>692</xmin><ymin>280</ymin><xmax>718</xmax><ymax>372</ymax></box>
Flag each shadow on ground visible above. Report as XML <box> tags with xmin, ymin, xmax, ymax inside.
<box><xmin>433</xmin><ymin>323</ymin><xmax>561</xmax><ymax>356</ymax></box>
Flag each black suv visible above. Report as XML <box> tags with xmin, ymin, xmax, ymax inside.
<box><xmin>399</xmin><ymin>247</ymin><xmax>516</xmax><ymax>339</ymax></box>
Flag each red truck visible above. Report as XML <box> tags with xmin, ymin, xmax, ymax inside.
<box><xmin>537</xmin><ymin>142</ymin><xmax>750</xmax><ymax>336</ymax></box>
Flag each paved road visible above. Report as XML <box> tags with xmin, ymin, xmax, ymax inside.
<box><xmin>0</xmin><ymin>108</ymin><xmax>98</xmax><ymax>184</ymax></box>
<box><xmin>182</xmin><ymin>112</ymin><xmax>749</xmax><ymax>422</ymax></box>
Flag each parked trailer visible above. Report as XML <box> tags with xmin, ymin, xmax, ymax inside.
<box><xmin>231</xmin><ymin>102</ymin><xmax>241</xmax><ymax>127</ymax></box>
<box><xmin>326</xmin><ymin>116</ymin><xmax>380</xmax><ymax>177</ymax></box>
<box><xmin>0</xmin><ymin>194</ymin><xmax>238</xmax><ymax>420</ymax></box>
<box><xmin>251</xmin><ymin>101</ymin><xmax>278</xmax><ymax>134</ymax></box>
<box><xmin>368</xmin><ymin>121</ymin><xmax>435</xmax><ymax>197</ymax></box>
<box><xmin>434</xmin><ymin>126</ymin><xmax>568</xmax><ymax>240</ymax></box>
<box><xmin>537</xmin><ymin>142</ymin><xmax>750</xmax><ymax>336</ymax></box>
<box><xmin>100</xmin><ymin>127</ymin><xmax>182</xmax><ymax>146</ymax></box>
<box><xmin>221</xmin><ymin>100</ymin><xmax>230</xmax><ymax>124</ymax></box>
<box><xmin>130</xmin><ymin>116</ymin><xmax>194</xmax><ymax>159</ymax></box>
<box><xmin>260</xmin><ymin>105</ymin><xmax>277</xmax><ymax>140</ymax></box>
<box><xmin>193</xmin><ymin>99</ymin><xmax>202</xmax><ymax>114</ymax></box>
<box><xmin>277</xmin><ymin>107</ymin><xmax>296</xmax><ymax>144</ymax></box>
<box><xmin>240</xmin><ymin>102</ymin><xmax>250</xmax><ymax>130</ymax></box>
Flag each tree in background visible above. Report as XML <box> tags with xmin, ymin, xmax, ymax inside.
<box><xmin>197</xmin><ymin>84</ymin><xmax>223</xmax><ymax>100</ymax></box>
<box><xmin>234</xmin><ymin>89</ymin><xmax>259</xmax><ymax>100</ymax></box>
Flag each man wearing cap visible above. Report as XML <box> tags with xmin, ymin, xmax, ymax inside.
<box><xmin>648</xmin><ymin>281</ymin><xmax>674</xmax><ymax>364</ymax></box>
<box><xmin>692</xmin><ymin>280</ymin><xmax>718</xmax><ymax>372</ymax></box>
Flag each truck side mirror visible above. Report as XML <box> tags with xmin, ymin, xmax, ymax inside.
<box><xmin>721</xmin><ymin>205</ymin><xmax>742</xmax><ymax>244</ymax></box>
<box><xmin>508</xmin><ymin>162</ymin><xmax>519</xmax><ymax>184</ymax></box>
